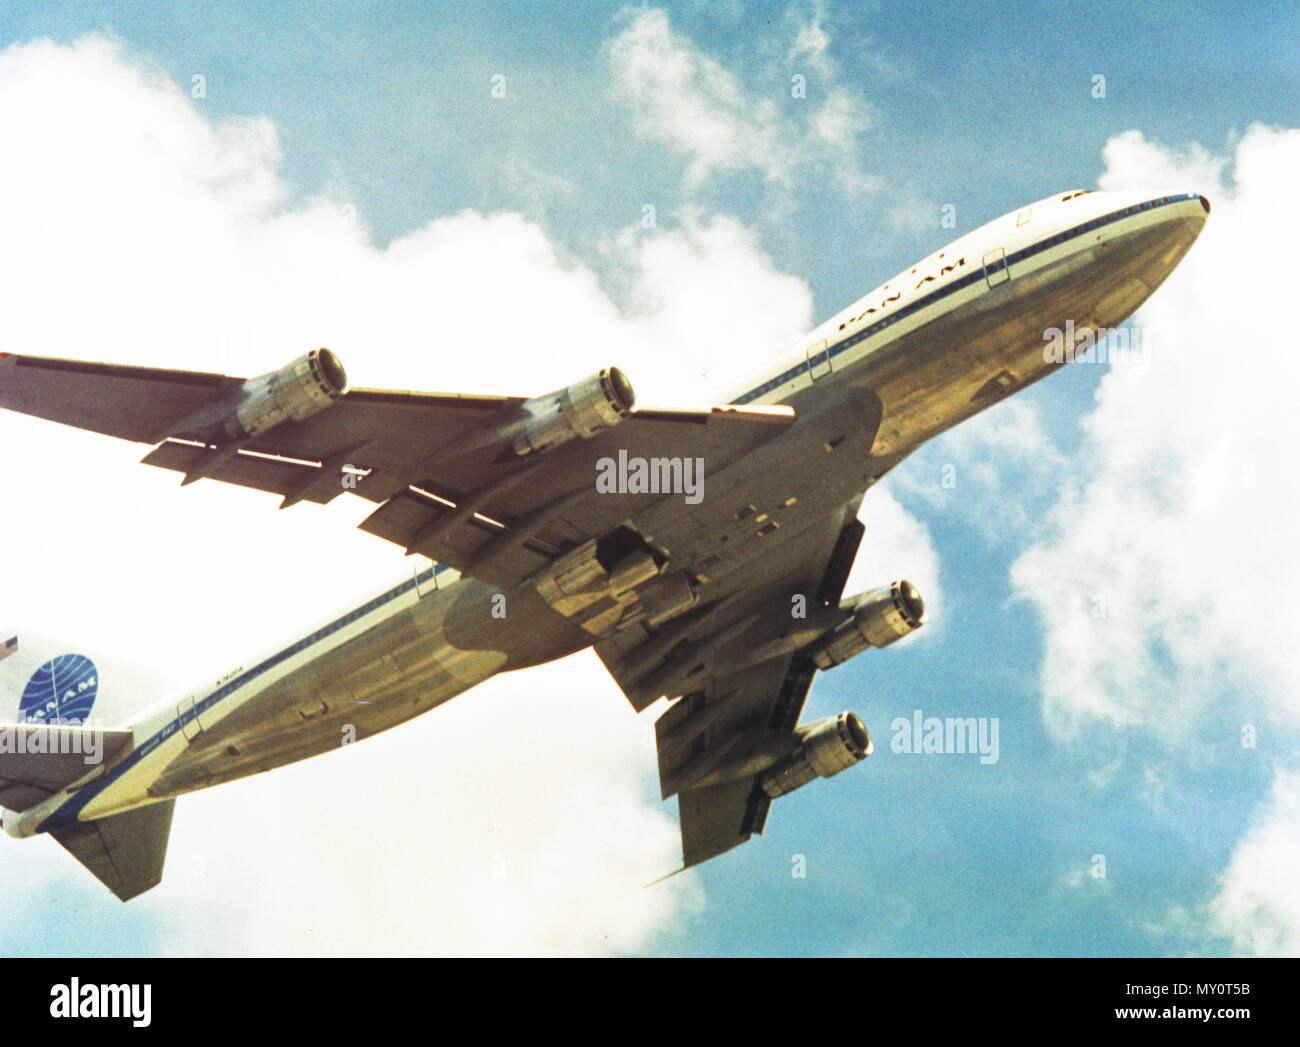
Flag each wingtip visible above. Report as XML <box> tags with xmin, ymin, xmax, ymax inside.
<box><xmin>643</xmin><ymin>865</ymin><xmax>687</xmax><ymax>888</ymax></box>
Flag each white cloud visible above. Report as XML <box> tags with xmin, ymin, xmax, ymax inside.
<box><xmin>1097</xmin><ymin>129</ymin><xmax>1229</xmax><ymax>201</ymax></box>
<box><xmin>0</xmin><ymin>34</ymin><xmax>938</xmax><ymax>953</ymax></box>
<box><xmin>892</xmin><ymin>399</ymin><xmax>1067</xmax><ymax>547</ymax></box>
<box><xmin>605</xmin><ymin>8</ymin><xmax>877</xmax><ymax>195</ymax></box>
<box><xmin>618</xmin><ymin>211</ymin><xmax>815</xmax><ymax>400</ymax></box>
<box><xmin>1003</xmin><ymin>125</ymin><xmax>1300</xmax><ymax>956</ymax></box>
<box><xmin>1210</xmin><ymin>770</ymin><xmax>1300</xmax><ymax>956</ymax></box>
<box><xmin>1009</xmin><ymin>125</ymin><xmax>1300</xmax><ymax>740</ymax></box>
<box><xmin>844</xmin><ymin>486</ymin><xmax>945</xmax><ymax>639</ymax></box>
<box><xmin>790</xmin><ymin>27</ymin><xmax>831</xmax><ymax>75</ymax></box>
<box><xmin>490</xmin><ymin>151</ymin><xmax>578</xmax><ymax>227</ymax></box>
<box><xmin>810</xmin><ymin>89</ymin><xmax>871</xmax><ymax>145</ymax></box>
<box><xmin>3</xmin><ymin>651</ymin><xmax>704</xmax><ymax>957</ymax></box>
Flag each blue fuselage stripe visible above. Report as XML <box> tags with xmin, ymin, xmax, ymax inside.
<box><xmin>37</xmin><ymin>564</ymin><xmax>447</xmax><ymax>832</ymax></box>
<box><xmin>729</xmin><ymin>194</ymin><xmax>1196</xmax><ymax>405</ymax></box>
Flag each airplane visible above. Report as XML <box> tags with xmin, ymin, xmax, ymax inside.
<box><xmin>0</xmin><ymin>188</ymin><xmax>1208</xmax><ymax>900</ymax></box>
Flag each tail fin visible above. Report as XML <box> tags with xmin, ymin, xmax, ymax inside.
<box><xmin>1</xmin><ymin>633</ymin><xmax>175</xmax><ymax>901</ymax></box>
<box><xmin>1</xmin><ymin>632</ymin><xmax>135</xmax><ymax>814</ymax></box>
<box><xmin>0</xmin><ymin>632</ymin><xmax>146</xmax><ymax>727</ymax></box>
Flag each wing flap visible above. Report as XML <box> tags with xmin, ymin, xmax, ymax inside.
<box><xmin>346</xmin><ymin>407</ymin><xmax>797</xmax><ymax>583</ymax></box>
<box><xmin>601</xmin><ymin>505</ymin><xmax>865</xmax><ymax>870</ymax></box>
<box><xmin>141</xmin><ymin>438</ymin><xmax>326</xmax><ymax>501</ymax></box>
<box><xmin>678</xmin><ymin>779</ymin><xmax>771</xmax><ymax>868</ymax></box>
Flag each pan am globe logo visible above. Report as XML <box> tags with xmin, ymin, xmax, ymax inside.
<box><xmin>19</xmin><ymin>654</ymin><xmax>99</xmax><ymax>724</ymax></box>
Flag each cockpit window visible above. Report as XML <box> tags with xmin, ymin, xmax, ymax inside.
<box><xmin>1061</xmin><ymin>190</ymin><xmax>1096</xmax><ymax>202</ymax></box>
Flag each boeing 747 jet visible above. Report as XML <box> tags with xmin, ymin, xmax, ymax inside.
<box><xmin>0</xmin><ymin>188</ymin><xmax>1208</xmax><ymax>899</ymax></box>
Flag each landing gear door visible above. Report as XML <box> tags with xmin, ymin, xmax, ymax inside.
<box><xmin>806</xmin><ymin>338</ymin><xmax>831</xmax><ymax>380</ymax></box>
<box><xmin>982</xmin><ymin>247</ymin><xmax>1009</xmax><ymax>287</ymax></box>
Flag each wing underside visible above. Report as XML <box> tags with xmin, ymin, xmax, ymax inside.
<box><xmin>1</xmin><ymin>350</ymin><xmax>885</xmax><ymax>876</ymax></box>
<box><xmin>600</xmin><ymin>511</ymin><xmax>866</xmax><ymax>869</ymax></box>
<box><xmin>0</xmin><ymin>353</ymin><xmax>796</xmax><ymax>590</ymax></box>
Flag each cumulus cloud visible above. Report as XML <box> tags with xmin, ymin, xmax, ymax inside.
<box><xmin>891</xmin><ymin>399</ymin><xmax>1067</xmax><ymax>548</ymax></box>
<box><xmin>1005</xmin><ymin>125</ymin><xmax>1300</xmax><ymax>955</ymax></box>
<box><xmin>1010</xmin><ymin>125</ymin><xmax>1300</xmax><ymax>739</ymax></box>
<box><xmin>844</xmin><ymin>487</ymin><xmax>945</xmax><ymax>639</ymax></box>
<box><xmin>605</xmin><ymin>7</ymin><xmax>877</xmax><ymax>195</ymax></box>
<box><xmin>1210</xmin><ymin>770</ymin><xmax>1300</xmax><ymax>957</ymax></box>
<box><xmin>0</xmin><ymin>34</ymin><xmax>939</xmax><ymax>953</ymax></box>
<box><xmin>1098</xmin><ymin>130</ymin><xmax>1229</xmax><ymax>201</ymax></box>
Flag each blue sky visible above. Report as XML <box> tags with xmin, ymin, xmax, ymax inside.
<box><xmin>12</xmin><ymin>0</ymin><xmax>1296</xmax><ymax>310</ymax></box>
<box><xmin>1</xmin><ymin>1</ymin><xmax>1297</xmax><ymax>956</ymax></box>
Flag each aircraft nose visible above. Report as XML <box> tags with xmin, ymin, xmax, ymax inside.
<box><xmin>1186</xmin><ymin>193</ymin><xmax>1210</xmax><ymax>239</ymax></box>
<box><xmin>1164</xmin><ymin>191</ymin><xmax>1210</xmax><ymax>240</ymax></box>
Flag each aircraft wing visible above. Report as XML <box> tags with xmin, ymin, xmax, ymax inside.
<box><xmin>2</xmin><ymin>351</ymin><xmax>889</xmax><ymax>872</ymax></box>
<box><xmin>0</xmin><ymin>353</ymin><xmax>795</xmax><ymax>589</ymax></box>
<box><xmin>0</xmin><ymin>355</ymin><xmax>244</xmax><ymax>443</ymax></box>
<box><xmin>667</xmin><ymin>653</ymin><xmax>817</xmax><ymax>867</ymax></box>
<box><xmin>597</xmin><ymin>508</ymin><xmax>867</xmax><ymax>868</ymax></box>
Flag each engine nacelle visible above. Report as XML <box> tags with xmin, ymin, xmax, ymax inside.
<box><xmin>759</xmin><ymin>712</ymin><xmax>872</xmax><ymax>799</ymax></box>
<box><xmin>509</xmin><ymin>367</ymin><xmax>635</xmax><ymax>456</ymax></box>
<box><xmin>228</xmin><ymin>348</ymin><xmax>349</xmax><ymax>438</ymax></box>
<box><xmin>810</xmin><ymin>580</ymin><xmax>926</xmax><ymax>669</ymax></box>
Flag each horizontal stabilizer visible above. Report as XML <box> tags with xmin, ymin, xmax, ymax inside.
<box><xmin>0</xmin><ymin>724</ymin><xmax>133</xmax><ymax>811</ymax></box>
<box><xmin>52</xmin><ymin>800</ymin><xmax>175</xmax><ymax>902</ymax></box>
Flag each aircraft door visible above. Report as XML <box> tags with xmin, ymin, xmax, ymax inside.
<box><xmin>807</xmin><ymin>338</ymin><xmax>831</xmax><ymax>380</ymax></box>
<box><xmin>982</xmin><ymin>247</ymin><xmax>1009</xmax><ymax>287</ymax></box>
<box><xmin>178</xmin><ymin>695</ymin><xmax>202</xmax><ymax>741</ymax></box>
<box><xmin>415</xmin><ymin>561</ymin><xmax>438</xmax><ymax>598</ymax></box>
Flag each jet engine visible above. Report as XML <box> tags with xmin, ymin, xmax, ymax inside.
<box><xmin>809</xmin><ymin>580</ymin><xmax>926</xmax><ymax>669</ymax></box>
<box><xmin>508</xmin><ymin>367</ymin><xmax>635</xmax><ymax>456</ymax></box>
<box><xmin>759</xmin><ymin>712</ymin><xmax>873</xmax><ymax>798</ymax></box>
<box><xmin>227</xmin><ymin>348</ymin><xmax>349</xmax><ymax>439</ymax></box>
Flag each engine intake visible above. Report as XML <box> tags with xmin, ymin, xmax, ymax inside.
<box><xmin>510</xmin><ymin>367</ymin><xmax>635</xmax><ymax>456</ymax></box>
<box><xmin>229</xmin><ymin>348</ymin><xmax>349</xmax><ymax>438</ymax></box>
<box><xmin>810</xmin><ymin>580</ymin><xmax>926</xmax><ymax>669</ymax></box>
<box><xmin>759</xmin><ymin>712</ymin><xmax>872</xmax><ymax>798</ymax></box>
